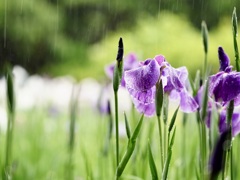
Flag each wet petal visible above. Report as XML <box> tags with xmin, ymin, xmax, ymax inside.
<box><xmin>133</xmin><ymin>99</ymin><xmax>155</xmax><ymax>117</ymax></box>
<box><xmin>209</xmin><ymin>72</ymin><xmax>224</xmax><ymax>96</ymax></box>
<box><xmin>126</xmin><ymin>86</ymin><xmax>155</xmax><ymax>104</ymax></box>
<box><xmin>125</xmin><ymin>59</ymin><xmax>160</xmax><ymax>91</ymax></box>
<box><xmin>163</xmin><ymin>66</ymin><xmax>187</xmax><ymax>92</ymax></box>
<box><xmin>212</xmin><ymin>72</ymin><xmax>240</xmax><ymax>103</ymax></box>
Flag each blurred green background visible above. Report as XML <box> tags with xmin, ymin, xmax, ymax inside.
<box><xmin>1</xmin><ymin>0</ymin><xmax>240</xmax><ymax>79</ymax></box>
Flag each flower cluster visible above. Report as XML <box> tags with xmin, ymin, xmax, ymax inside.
<box><xmin>105</xmin><ymin>47</ymin><xmax>240</xmax><ymax>136</ymax></box>
<box><xmin>106</xmin><ymin>53</ymin><xmax>199</xmax><ymax>116</ymax></box>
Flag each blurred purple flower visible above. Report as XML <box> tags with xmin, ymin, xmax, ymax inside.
<box><xmin>219</xmin><ymin>110</ymin><xmax>240</xmax><ymax>137</ymax></box>
<box><xmin>97</xmin><ymin>84</ymin><xmax>111</xmax><ymax>115</ymax></box>
<box><xmin>105</xmin><ymin>53</ymin><xmax>140</xmax><ymax>87</ymax></box>
<box><xmin>209</xmin><ymin>47</ymin><xmax>240</xmax><ymax>106</ymax></box>
<box><xmin>125</xmin><ymin>55</ymin><xmax>198</xmax><ymax>116</ymax></box>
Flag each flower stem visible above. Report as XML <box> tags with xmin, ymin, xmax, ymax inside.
<box><xmin>157</xmin><ymin>115</ymin><xmax>164</xmax><ymax>171</ymax></box>
<box><xmin>164</xmin><ymin>122</ymin><xmax>167</xmax><ymax>162</ymax></box>
<box><xmin>114</xmin><ymin>91</ymin><xmax>119</xmax><ymax>168</ymax></box>
<box><xmin>230</xmin><ymin>144</ymin><xmax>233</xmax><ymax>180</ymax></box>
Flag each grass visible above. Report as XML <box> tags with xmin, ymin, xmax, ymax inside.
<box><xmin>0</xmin><ymin>101</ymin><xmax>236</xmax><ymax>179</ymax></box>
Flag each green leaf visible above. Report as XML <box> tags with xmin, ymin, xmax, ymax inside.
<box><xmin>232</xmin><ymin>7</ymin><xmax>238</xmax><ymax>39</ymax></box>
<box><xmin>148</xmin><ymin>142</ymin><xmax>159</xmax><ymax>180</ymax></box>
<box><xmin>201</xmin><ymin>79</ymin><xmax>209</xmax><ymax>121</ymax></box>
<box><xmin>163</xmin><ymin>94</ymin><xmax>169</xmax><ymax>124</ymax></box>
<box><xmin>131</xmin><ymin>114</ymin><xmax>144</xmax><ymax>141</ymax></box>
<box><xmin>193</xmin><ymin>70</ymin><xmax>201</xmax><ymax>96</ymax></box>
<box><xmin>124</xmin><ymin>112</ymin><xmax>131</xmax><ymax>139</ymax></box>
<box><xmin>201</xmin><ymin>21</ymin><xmax>208</xmax><ymax>54</ymax></box>
<box><xmin>162</xmin><ymin>127</ymin><xmax>176</xmax><ymax>180</ymax></box>
<box><xmin>6</xmin><ymin>67</ymin><xmax>15</xmax><ymax>114</ymax></box>
<box><xmin>168</xmin><ymin>106</ymin><xmax>179</xmax><ymax>133</ymax></box>
<box><xmin>116</xmin><ymin>114</ymin><xmax>144</xmax><ymax>178</ymax></box>
<box><xmin>232</xmin><ymin>7</ymin><xmax>240</xmax><ymax>72</ymax></box>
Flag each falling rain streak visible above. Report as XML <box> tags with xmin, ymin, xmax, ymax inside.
<box><xmin>4</xmin><ymin>0</ymin><xmax>7</xmax><ymax>48</ymax></box>
<box><xmin>54</xmin><ymin>0</ymin><xmax>59</xmax><ymax>56</ymax></box>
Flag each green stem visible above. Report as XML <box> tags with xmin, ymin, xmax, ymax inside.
<box><xmin>164</xmin><ymin>122</ymin><xmax>167</xmax><ymax>163</ymax></box>
<box><xmin>222</xmin><ymin>151</ymin><xmax>227</xmax><ymax>180</ymax></box>
<box><xmin>157</xmin><ymin>116</ymin><xmax>164</xmax><ymax>171</ymax></box>
<box><xmin>231</xmin><ymin>144</ymin><xmax>233</xmax><ymax>180</ymax></box>
<box><xmin>114</xmin><ymin>91</ymin><xmax>119</xmax><ymax>168</ymax></box>
<box><xmin>182</xmin><ymin>114</ymin><xmax>187</xmax><ymax>178</ymax></box>
<box><xmin>196</xmin><ymin>111</ymin><xmax>204</xmax><ymax>180</ymax></box>
<box><xmin>201</xmin><ymin>120</ymin><xmax>207</xmax><ymax>179</ymax></box>
<box><xmin>204</xmin><ymin>53</ymin><xmax>208</xmax><ymax>79</ymax></box>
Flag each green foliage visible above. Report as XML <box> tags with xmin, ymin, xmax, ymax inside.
<box><xmin>89</xmin><ymin>12</ymin><xmax>240</xmax><ymax>79</ymax></box>
<box><xmin>1</xmin><ymin>0</ymin><xmax>240</xmax><ymax>78</ymax></box>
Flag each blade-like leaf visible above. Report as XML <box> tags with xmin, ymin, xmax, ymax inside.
<box><xmin>168</xmin><ymin>106</ymin><xmax>179</xmax><ymax>133</ymax></box>
<box><xmin>201</xmin><ymin>79</ymin><xmax>209</xmax><ymax>121</ymax></box>
<box><xmin>162</xmin><ymin>127</ymin><xmax>176</xmax><ymax>180</ymax></box>
<box><xmin>124</xmin><ymin>112</ymin><xmax>131</xmax><ymax>139</ymax></box>
<box><xmin>116</xmin><ymin>114</ymin><xmax>144</xmax><ymax>178</ymax></box>
<box><xmin>148</xmin><ymin>142</ymin><xmax>158</xmax><ymax>180</ymax></box>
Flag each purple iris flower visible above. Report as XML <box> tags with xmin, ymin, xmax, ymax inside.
<box><xmin>198</xmin><ymin>46</ymin><xmax>240</xmax><ymax>137</ymax></box>
<box><xmin>124</xmin><ymin>55</ymin><xmax>198</xmax><ymax>116</ymax></box>
<box><xmin>105</xmin><ymin>53</ymin><xmax>140</xmax><ymax>87</ymax></box>
<box><xmin>209</xmin><ymin>47</ymin><xmax>240</xmax><ymax>106</ymax></box>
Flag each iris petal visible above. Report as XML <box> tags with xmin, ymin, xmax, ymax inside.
<box><xmin>179</xmin><ymin>89</ymin><xmax>199</xmax><ymax>112</ymax></box>
<box><xmin>125</xmin><ymin>59</ymin><xmax>160</xmax><ymax>91</ymax></box>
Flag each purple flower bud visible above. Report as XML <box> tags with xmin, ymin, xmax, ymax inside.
<box><xmin>218</xmin><ymin>47</ymin><xmax>231</xmax><ymax>72</ymax></box>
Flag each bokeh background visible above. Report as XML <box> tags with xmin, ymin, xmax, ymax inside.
<box><xmin>1</xmin><ymin>0</ymin><xmax>240</xmax><ymax>79</ymax></box>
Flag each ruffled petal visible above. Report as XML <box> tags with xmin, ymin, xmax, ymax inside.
<box><xmin>126</xmin><ymin>86</ymin><xmax>155</xmax><ymax>104</ymax></box>
<box><xmin>163</xmin><ymin>66</ymin><xmax>187</xmax><ymax>92</ymax></box>
<box><xmin>125</xmin><ymin>59</ymin><xmax>160</xmax><ymax>91</ymax></box>
<box><xmin>212</xmin><ymin>72</ymin><xmax>240</xmax><ymax>104</ymax></box>
<box><xmin>133</xmin><ymin>99</ymin><xmax>155</xmax><ymax>117</ymax></box>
